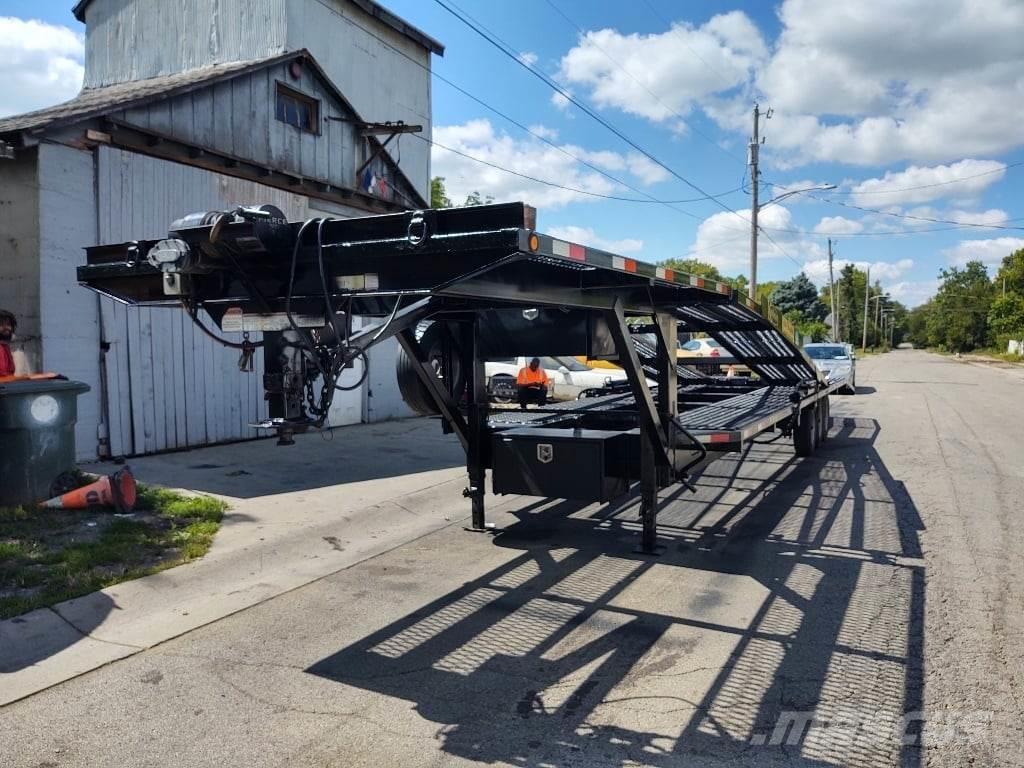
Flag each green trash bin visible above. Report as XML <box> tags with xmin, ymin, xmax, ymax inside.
<box><xmin>0</xmin><ymin>379</ymin><xmax>90</xmax><ymax>507</ymax></box>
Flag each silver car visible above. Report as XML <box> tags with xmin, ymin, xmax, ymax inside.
<box><xmin>804</xmin><ymin>343</ymin><xmax>857</xmax><ymax>394</ymax></box>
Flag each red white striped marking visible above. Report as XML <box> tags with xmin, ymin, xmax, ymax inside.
<box><xmin>656</xmin><ymin>267</ymin><xmax>674</xmax><ymax>281</ymax></box>
<box><xmin>613</xmin><ymin>256</ymin><xmax>637</xmax><ymax>272</ymax></box>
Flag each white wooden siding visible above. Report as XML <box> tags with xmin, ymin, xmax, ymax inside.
<box><xmin>81</xmin><ymin>0</ymin><xmax>431</xmax><ymax>197</ymax></box>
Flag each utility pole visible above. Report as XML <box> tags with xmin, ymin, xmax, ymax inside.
<box><xmin>828</xmin><ymin>238</ymin><xmax>838</xmax><ymax>342</ymax></box>
<box><xmin>749</xmin><ymin>104</ymin><xmax>770</xmax><ymax>298</ymax></box>
<box><xmin>861</xmin><ymin>267</ymin><xmax>870</xmax><ymax>351</ymax></box>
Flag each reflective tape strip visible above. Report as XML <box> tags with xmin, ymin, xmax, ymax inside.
<box><xmin>613</xmin><ymin>256</ymin><xmax>637</xmax><ymax>272</ymax></box>
<box><xmin>569</xmin><ymin>243</ymin><xmax>586</xmax><ymax>261</ymax></box>
<box><xmin>709</xmin><ymin>433</ymin><xmax>732</xmax><ymax>444</ymax></box>
<box><xmin>551</xmin><ymin>239</ymin><xmax>570</xmax><ymax>258</ymax></box>
<box><xmin>656</xmin><ymin>267</ymin><xmax>674</xmax><ymax>281</ymax></box>
<box><xmin>689</xmin><ymin>275</ymin><xmax>705</xmax><ymax>288</ymax></box>
<box><xmin>717</xmin><ymin>282</ymin><xmax>731</xmax><ymax>294</ymax></box>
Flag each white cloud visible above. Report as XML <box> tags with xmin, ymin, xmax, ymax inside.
<box><xmin>688</xmin><ymin>205</ymin><xmax>823</xmax><ymax>273</ymax></box>
<box><xmin>849</xmin><ymin>159</ymin><xmax>1007</xmax><ymax>206</ymax></box>
<box><xmin>551</xmin><ymin>90</ymin><xmax>572</xmax><ymax>111</ymax></box>
<box><xmin>546</xmin><ymin>225</ymin><xmax>643</xmax><ymax>254</ymax></box>
<box><xmin>556</xmin><ymin>12</ymin><xmax>767</xmax><ymax>123</ymax></box>
<box><xmin>528</xmin><ymin>124</ymin><xmax>559</xmax><ymax>141</ymax></box>
<box><xmin>813</xmin><ymin>216</ymin><xmax>864</xmax><ymax>235</ymax></box>
<box><xmin>626</xmin><ymin>153</ymin><xmax>670</xmax><ymax>184</ymax></box>
<box><xmin>945</xmin><ymin>209</ymin><xmax>1008</xmax><ymax>227</ymax></box>
<box><xmin>888</xmin><ymin>279</ymin><xmax>941</xmax><ymax>308</ymax></box>
<box><xmin>753</xmin><ymin>0</ymin><xmax>1024</xmax><ymax>166</ymax></box>
<box><xmin>557</xmin><ymin>0</ymin><xmax>1024</xmax><ymax>167</ymax></box>
<box><xmin>802</xmin><ymin>258</ymin><xmax>914</xmax><ymax>286</ymax></box>
<box><xmin>518</xmin><ymin>51</ymin><xmax>538</xmax><ymax>67</ymax></box>
<box><xmin>0</xmin><ymin>17</ymin><xmax>83</xmax><ymax>117</ymax></box>
<box><xmin>942</xmin><ymin>237</ymin><xmax>1024</xmax><ymax>268</ymax></box>
<box><xmin>431</xmin><ymin>119</ymin><xmax>665</xmax><ymax>209</ymax></box>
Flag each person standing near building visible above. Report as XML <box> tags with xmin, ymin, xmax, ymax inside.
<box><xmin>516</xmin><ymin>357</ymin><xmax>549</xmax><ymax>409</ymax></box>
<box><xmin>0</xmin><ymin>310</ymin><xmax>17</xmax><ymax>377</ymax></box>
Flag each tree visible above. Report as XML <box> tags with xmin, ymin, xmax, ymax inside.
<box><xmin>927</xmin><ymin>261</ymin><xmax>994</xmax><ymax>352</ymax></box>
<box><xmin>658</xmin><ymin>258</ymin><xmax>722</xmax><ymax>281</ymax></box>
<box><xmin>771</xmin><ymin>272</ymin><xmax>827</xmax><ymax>321</ymax></box>
<box><xmin>906</xmin><ymin>301</ymin><xmax>931</xmax><ymax>348</ymax></box>
<box><xmin>463</xmin><ymin>190</ymin><xmax>494</xmax><ymax>206</ymax></box>
<box><xmin>430</xmin><ymin>177</ymin><xmax>451</xmax><ymax>209</ymax></box>
<box><xmin>989</xmin><ymin>248</ymin><xmax>1024</xmax><ymax>350</ymax></box>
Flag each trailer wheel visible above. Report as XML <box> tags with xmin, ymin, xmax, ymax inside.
<box><xmin>395</xmin><ymin>322</ymin><xmax>465</xmax><ymax>416</ymax></box>
<box><xmin>817</xmin><ymin>396</ymin><xmax>830</xmax><ymax>444</ymax></box>
<box><xmin>793</xmin><ymin>403</ymin><xmax>818</xmax><ymax>456</ymax></box>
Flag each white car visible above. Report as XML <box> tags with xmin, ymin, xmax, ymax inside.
<box><xmin>485</xmin><ymin>356</ymin><xmax>632</xmax><ymax>402</ymax></box>
<box><xmin>804</xmin><ymin>343</ymin><xmax>857</xmax><ymax>394</ymax></box>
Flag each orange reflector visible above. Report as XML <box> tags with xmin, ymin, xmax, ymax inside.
<box><xmin>528</xmin><ymin>232</ymin><xmax>540</xmax><ymax>251</ymax></box>
<box><xmin>624</xmin><ymin>258</ymin><xmax>637</xmax><ymax>273</ymax></box>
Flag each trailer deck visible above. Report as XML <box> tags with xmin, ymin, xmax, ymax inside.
<box><xmin>77</xmin><ymin>202</ymin><xmax>846</xmax><ymax>551</ymax></box>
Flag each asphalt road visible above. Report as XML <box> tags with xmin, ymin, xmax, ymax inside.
<box><xmin>2</xmin><ymin>350</ymin><xmax>1022</xmax><ymax>767</ymax></box>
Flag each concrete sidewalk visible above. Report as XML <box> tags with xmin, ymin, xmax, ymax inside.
<box><xmin>0</xmin><ymin>418</ymin><xmax>508</xmax><ymax>706</ymax></box>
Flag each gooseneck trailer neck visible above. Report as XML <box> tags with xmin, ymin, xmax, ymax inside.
<box><xmin>78</xmin><ymin>202</ymin><xmax>845</xmax><ymax>552</ymax></box>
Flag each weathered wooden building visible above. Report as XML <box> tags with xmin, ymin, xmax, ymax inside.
<box><xmin>0</xmin><ymin>1</ymin><xmax>443</xmax><ymax>460</ymax></box>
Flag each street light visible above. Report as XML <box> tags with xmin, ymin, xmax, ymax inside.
<box><xmin>750</xmin><ymin>183</ymin><xmax>837</xmax><ymax>298</ymax></box>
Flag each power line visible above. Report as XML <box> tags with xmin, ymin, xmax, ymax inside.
<box><xmin>819</xmin><ymin>160</ymin><xmax>1024</xmax><ymax>197</ymax></box>
<box><xmin>542</xmin><ymin>0</ymin><xmax>747</xmax><ymax>168</ymax></box>
<box><xmin>332</xmin><ymin>0</ymin><xmax>757</xmax><ymax>221</ymax></box>
<box><xmin>415</xmin><ymin>133</ymin><xmax>745</xmax><ymax>203</ymax></box>
<box><xmin>808</xmin><ymin>195</ymin><xmax>1024</xmax><ymax>231</ymax></box>
<box><xmin>432</xmin><ymin>0</ymin><xmax>750</xmax><ymax>225</ymax></box>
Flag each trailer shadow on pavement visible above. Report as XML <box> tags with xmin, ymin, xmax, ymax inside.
<box><xmin>309</xmin><ymin>416</ymin><xmax>926</xmax><ymax>767</ymax></box>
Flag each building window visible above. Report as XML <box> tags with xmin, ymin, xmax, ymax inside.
<box><xmin>275</xmin><ymin>84</ymin><xmax>319</xmax><ymax>133</ymax></box>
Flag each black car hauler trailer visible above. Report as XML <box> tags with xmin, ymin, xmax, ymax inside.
<box><xmin>78</xmin><ymin>202</ymin><xmax>847</xmax><ymax>553</ymax></box>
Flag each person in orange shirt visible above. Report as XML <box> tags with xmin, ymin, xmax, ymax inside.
<box><xmin>516</xmin><ymin>357</ymin><xmax>549</xmax><ymax>409</ymax></box>
<box><xmin>0</xmin><ymin>310</ymin><xmax>16</xmax><ymax>377</ymax></box>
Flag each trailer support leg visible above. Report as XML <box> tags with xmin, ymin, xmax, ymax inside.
<box><xmin>463</xmin><ymin>320</ymin><xmax>487</xmax><ymax>531</ymax></box>
<box><xmin>639</xmin><ymin>425</ymin><xmax>658</xmax><ymax>553</ymax></box>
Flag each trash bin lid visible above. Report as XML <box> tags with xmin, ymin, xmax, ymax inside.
<box><xmin>0</xmin><ymin>379</ymin><xmax>90</xmax><ymax>396</ymax></box>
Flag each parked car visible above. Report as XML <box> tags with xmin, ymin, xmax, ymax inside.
<box><xmin>485</xmin><ymin>356</ymin><xmax>633</xmax><ymax>402</ymax></box>
<box><xmin>677</xmin><ymin>337</ymin><xmax>725</xmax><ymax>358</ymax></box>
<box><xmin>804</xmin><ymin>342</ymin><xmax>857</xmax><ymax>394</ymax></box>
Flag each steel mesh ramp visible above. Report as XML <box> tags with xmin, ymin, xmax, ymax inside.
<box><xmin>675</xmin><ymin>301</ymin><xmax>817</xmax><ymax>384</ymax></box>
<box><xmin>676</xmin><ymin>386</ymin><xmax>793</xmax><ymax>440</ymax></box>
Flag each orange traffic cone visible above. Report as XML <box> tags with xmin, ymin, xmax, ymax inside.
<box><xmin>39</xmin><ymin>467</ymin><xmax>137</xmax><ymax>513</ymax></box>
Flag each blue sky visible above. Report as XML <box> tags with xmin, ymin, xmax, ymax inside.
<box><xmin>2</xmin><ymin>0</ymin><xmax>1023</xmax><ymax>305</ymax></box>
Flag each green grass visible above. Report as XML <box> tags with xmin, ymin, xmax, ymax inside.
<box><xmin>0</xmin><ymin>480</ymin><xmax>228</xmax><ymax>620</ymax></box>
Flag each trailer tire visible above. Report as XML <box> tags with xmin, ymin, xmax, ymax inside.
<box><xmin>395</xmin><ymin>322</ymin><xmax>465</xmax><ymax>416</ymax></box>
<box><xmin>793</xmin><ymin>403</ymin><xmax>818</xmax><ymax>456</ymax></box>
<box><xmin>817</xmin><ymin>396</ymin><xmax>830</xmax><ymax>444</ymax></box>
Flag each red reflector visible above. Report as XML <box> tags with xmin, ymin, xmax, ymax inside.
<box><xmin>663</xmin><ymin>268</ymin><xmax>674</xmax><ymax>281</ymax></box>
<box><xmin>709</xmin><ymin>433</ymin><xmax>731</xmax><ymax>443</ymax></box>
<box><xmin>624</xmin><ymin>258</ymin><xmax>637</xmax><ymax>273</ymax></box>
<box><xmin>568</xmin><ymin>243</ymin><xmax>586</xmax><ymax>261</ymax></box>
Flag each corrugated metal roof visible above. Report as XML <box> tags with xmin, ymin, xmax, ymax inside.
<box><xmin>71</xmin><ymin>0</ymin><xmax>445</xmax><ymax>55</ymax></box>
<box><xmin>0</xmin><ymin>55</ymin><xmax>287</xmax><ymax>136</ymax></box>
